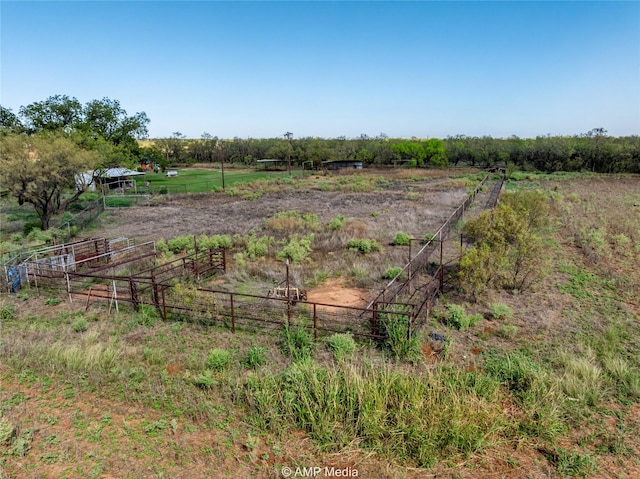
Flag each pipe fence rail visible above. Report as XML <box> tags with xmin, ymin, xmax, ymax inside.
<box><xmin>3</xmin><ymin>172</ymin><xmax>505</xmax><ymax>342</ymax></box>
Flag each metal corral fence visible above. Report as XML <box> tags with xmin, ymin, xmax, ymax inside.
<box><xmin>54</xmin><ymin>197</ymin><xmax>105</xmax><ymax>241</ymax></box>
<box><xmin>3</xmin><ymin>172</ymin><xmax>505</xmax><ymax>342</ymax></box>
<box><xmin>366</xmin><ymin>172</ymin><xmax>506</xmax><ymax>322</ymax></box>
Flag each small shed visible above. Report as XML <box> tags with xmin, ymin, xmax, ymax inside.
<box><xmin>257</xmin><ymin>159</ymin><xmax>287</xmax><ymax>171</ymax></box>
<box><xmin>77</xmin><ymin>168</ymin><xmax>145</xmax><ymax>191</ymax></box>
<box><xmin>322</xmin><ymin>160</ymin><xmax>363</xmax><ymax>170</ymax></box>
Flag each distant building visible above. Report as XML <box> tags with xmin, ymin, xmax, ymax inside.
<box><xmin>76</xmin><ymin>167</ymin><xmax>145</xmax><ymax>191</ymax></box>
<box><xmin>322</xmin><ymin>160</ymin><xmax>363</xmax><ymax>170</ymax></box>
<box><xmin>257</xmin><ymin>159</ymin><xmax>287</xmax><ymax>170</ymax></box>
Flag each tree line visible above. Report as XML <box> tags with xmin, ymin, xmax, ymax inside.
<box><xmin>153</xmin><ymin>130</ymin><xmax>640</xmax><ymax>174</ymax></box>
<box><xmin>2</xmin><ymin>95</ymin><xmax>638</xmax><ymax>174</ymax></box>
<box><xmin>1</xmin><ymin>94</ymin><xmax>639</xmax><ymax>231</ymax></box>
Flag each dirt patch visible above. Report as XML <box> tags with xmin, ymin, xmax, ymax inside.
<box><xmin>306</xmin><ymin>277</ymin><xmax>369</xmax><ymax>310</ymax></box>
<box><xmin>93</xmin><ymin>179</ymin><xmax>468</xmax><ymax>242</ymax></box>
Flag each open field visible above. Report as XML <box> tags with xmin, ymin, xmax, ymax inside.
<box><xmin>1</xmin><ymin>170</ymin><xmax>639</xmax><ymax>478</ymax></box>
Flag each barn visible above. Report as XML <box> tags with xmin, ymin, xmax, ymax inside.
<box><xmin>76</xmin><ymin>168</ymin><xmax>145</xmax><ymax>192</ymax></box>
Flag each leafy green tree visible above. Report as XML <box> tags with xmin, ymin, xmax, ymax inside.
<box><xmin>81</xmin><ymin>97</ymin><xmax>149</xmax><ymax>146</ymax></box>
<box><xmin>423</xmin><ymin>138</ymin><xmax>448</xmax><ymax>167</ymax></box>
<box><xmin>0</xmin><ymin>132</ymin><xmax>100</xmax><ymax>230</ymax></box>
<box><xmin>391</xmin><ymin>140</ymin><xmax>426</xmax><ymax>166</ymax></box>
<box><xmin>0</xmin><ymin>106</ymin><xmax>23</xmax><ymax>133</ymax></box>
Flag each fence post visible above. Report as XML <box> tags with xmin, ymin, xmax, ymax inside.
<box><xmin>230</xmin><ymin>292</ymin><xmax>235</xmax><ymax>333</ymax></box>
<box><xmin>161</xmin><ymin>286</ymin><xmax>167</xmax><ymax>321</ymax></box>
<box><xmin>439</xmin><ymin>237</ymin><xmax>444</xmax><ymax>291</ymax></box>
<box><xmin>372</xmin><ymin>301</ymin><xmax>378</xmax><ymax>337</ymax></box>
<box><xmin>313</xmin><ymin>303</ymin><xmax>318</xmax><ymax>339</ymax></box>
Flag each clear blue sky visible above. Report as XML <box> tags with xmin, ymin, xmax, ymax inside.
<box><xmin>1</xmin><ymin>1</ymin><xmax>639</xmax><ymax>139</ymax></box>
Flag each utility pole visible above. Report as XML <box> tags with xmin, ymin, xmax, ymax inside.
<box><xmin>284</xmin><ymin>132</ymin><xmax>293</xmax><ymax>176</ymax></box>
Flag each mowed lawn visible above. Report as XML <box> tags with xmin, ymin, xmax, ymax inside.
<box><xmin>135</xmin><ymin>168</ymin><xmax>301</xmax><ymax>194</ymax></box>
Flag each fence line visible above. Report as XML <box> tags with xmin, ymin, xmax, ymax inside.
<box><xmin>5</xmin><ymin>173</ymin><xmax>505</xmax><ymax>342</ymax></box>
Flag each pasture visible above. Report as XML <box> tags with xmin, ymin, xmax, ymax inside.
<box><xmin>1</xmin><ymin>169</ymin><xmax>639</xmax><ymax>478</ymax></box>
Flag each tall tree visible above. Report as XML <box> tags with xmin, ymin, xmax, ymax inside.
<box><xmin>19</xmin><ymin>94</ymin><xmax>83</xmax><ymax>133</ymax></box>
<box><xmin>0</xmin><ymin>106</ymin><xmax>23</xmax><ymax>133</ymax></box>
<box><xmin>0</xmin><ymin>133</ymin><xmax>99</xmax><ymax>230</ymax></box>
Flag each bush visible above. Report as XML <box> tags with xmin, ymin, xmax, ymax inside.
<box><xmin>206</xmin><ymin>348</ymin><xmax>232</xmax><ymax>372</ymax></box>
<box><xmin>241</xmin><ymin>346</ymin><xmax>268</xmax><ymax>370</ymax></box>
<box><xmin>71</xmin><ymin>318</ymin><xmax>88</xmax><ymax>333</ymax></box>
<box><xmin>328</xmin><ymin>215</ymin><xmax>345</xmax><ymax>230</ymax></box>
<box><xmin>167</xmin><ymin>235</ymin><xmax>194</xmax><ymax>254</ymax></box>
<box><xmin>347</xmin><ymin>238</ymin><xmax>382</xmax><ymax>254</ymax></box>
<box><xmin>460</xmin><ymin>194</ymin><xmax>547</xmax><ymax>293</ymax></box>
<box><xmin>326</xmin><ymin>333</ymin><xmax>356</xmax><ymax>362</ymax></box>
<box><xmin>280</xmin><ymin>326</ymin><xmax>315</xmax><ymax>362</ymax></box>
<box><xmin>379</xmin><ymin>305</ymin><xmax>421</xmax><ymax>363</ymax></box>
<box><xmin>245</xmin><ymin>234</ymin><xmax>273</xmax><ymax>259</ymax></box>
<box><xmin>489</xmin><ymin>302</ymin><xmax>513</xmax><ymax>320</ymax></box>
<box><xmin>276</xmin><ymin>234</ymin><xmax>314</xmax><ymax>263</ymax></box>
<box><xmin>393</xmin><ymin>232</ymin><xmax>411</xmax><ymax>246</ymax></box>
<box><xmin>23</xmin><ymin>220</ymin><xmax>41</xmax><ymax>236</ymax></box>
<box><xmin>442</xmin><ymin>304</ymin><xmax>482</xmax><ymax>331</ymax></box>
<box><xmin>197</xmin><ymin>234</ymin><xmax>232</xmax><ymax>250</ymax></box>
<box><xmin>384</xmin><ymin>267</ymin><xmax>404</xmax><ymax>280</ymax></box>
<box><xmin>0</xmin><ymin>305</ymin><xmax>16</xmax><ymax>320</ymax></box>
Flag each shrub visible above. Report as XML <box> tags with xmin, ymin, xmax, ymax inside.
<box><xmin>393</xmin><ymin>232</ymin><xmax>411</xmax><ymax>246</ymax></box>
<box><xmin>241</xmin><ymin>346</ymin><xmax>268</xmax><ymax>370</ymax></box>
<box><xmin>197</xmin><ymin>234</ymin><xmax>232</xmax><ymax>250</ymax></box>
<box><xmin>167</xmin><ymin>235</ymin><xmax>194</xmax><ymax>254</ymax></box>
<box><xmin>442</xmin><ymin>304</ymin><xmax>482</xmax><ymax>331</ymax></box>
<box><xmin>206</xmin><ymin>348</ymin><xmax>232</xmax><ymax>372</ymax></box>
<box><xmin>71</xmin><ymin>318</ymin><xmax>88</xmax><ymax>333</ymax></box>
<box><xmin>347</xmin><ymin>238</ymin><xmax>382</xmax><ymax>254</ymax></box>
<box><xmin>326</xmin><ymin>333</ymin><xmax>356</xmax><ymax>362</ymax></box>
<box><xmin>193</xmin><ymin>370</ymin><xmax>216</xmax><ymax>389</ymax></box>
<box><xmin>328</xmin><ymin>215</ymin><xmax>345</xmax><ymax>230</ymax></box>
<box><xmin>279</xmin><ymin>326</ymin><xmax>315</xmax><ymax>362</ymax></box>
<box><xmin>276</xmin><ymin>234</ymin><xmax>314</xmax><ymax>263</ymax></box>
<box><xmin>245</xmin><ymin>234</ymin><xmax>273</xmax><ymax>259</ymax></box>
<box><xmin>460</xmin><ymin>195</ymin><xmax>547</xmax><ymax>293</ymax></box>
<box><xmin>384</xmin><ymin>267</ymin><xmax>404</xmax><ymax>280</ymax></box>
<box><xmin>23</xmin><ymin>220</ymin><xmax>41</xmax><ymax>237</ymax></box>
<box><xmin>489</xmin><ymin>302</ymin><xmax>513</xmax><ymax>320</ymax></box>
<box><xmin>0</xmin><ymin>304</ymin><xmax>16</xmax><ymax>320</ymax></box>
<box><xmin>379</xmin><ymin>305</ymin><xmax>421</xmax><ymax>363</ymax></box>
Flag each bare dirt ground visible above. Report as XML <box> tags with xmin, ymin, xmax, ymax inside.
<box><xmin>93</xmin><ymin>178</ymin><xmax>469</xmax><ymax>242</ymax></box>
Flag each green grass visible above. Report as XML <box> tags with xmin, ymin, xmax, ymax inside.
<box><xmin>136</xmin><ymin>168</ymin><xmax>303</xmax><ymax>194</ymax></box>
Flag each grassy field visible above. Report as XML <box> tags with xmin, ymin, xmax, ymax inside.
<box><xmin>134</xmin><ymin>168</ymin><xmax>304</xmax><ymax>194</ymax></box>
<box><xmin>1</xmin><ymin>171</ymin><xmax>639</xmax><ymax>478</ymax></box>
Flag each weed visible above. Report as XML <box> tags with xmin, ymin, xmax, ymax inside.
<box><xmin>72</xmin><ymin>318</ymin><xmax>88</xmax><ymax>333</ymax></box>
<box><xmin>328</xmin><ymin>215</ymin><xmax>345</xmax><ymax>230</ymax></box>
<box><xmin>442</xmin><ymin>304</ymin><xmax>482</xmax><ymax>331</ymax></box>
<box><xmin>45</xmin><ymin>298</ymin><xmax>62</xmax><ymax>306</ymax></box>
<box><xmin>379</xmin><ymin>305</ymin><xmax>421</xmax><ymax>363</ymax></box>
<box><xmin>279</xmin><ymin>326</ymin><xmax>314</xmax><ymax>362</ymax></box>
<box><xmin>384</xmin><ymin>266</ymin><xmax>403</xmax><ymax>280</ymax></box>
<box><xmin>347</xmin><ymin>238</ymin><xmax>382</xmax><ymax>254</ymax></box>
<box><xmin>193</xmin><ymin>370</ymin><xmax>217</xmax><ymax>389</ymax></box>
<box><xmin>497</xmin><ymin>324</ymin><xmax>518</xmax><ymax>339</ymax></box>
<box><xmin>325</xmin><ymin>333</ymin><xmax>356</xmax><ymax>362</ymax></box>
<box><xmin>489</xmin><ymin>302</ymin><xmax>513</xmax><ymax>320</ymax></box>
<box><xmin>0</xmin><ymin>305</ymin><xmax>16</xmax><ymax>320</ymax></box>
<box><xmin>543</xmin><ymin>447</ymin><xmax>598</xmax><ymax>477</ymax></box>
<box><xmin>206</xmin><ymin>348</ymin><xmax>232</xmax><ymax>372</ymax></box>
<box><xmin>276</xmin><ymin>234</ymin><xmax>314</xmax><ymax>263</ymax></box>
<box><xmin>0</xmin><ymin>416</ymin><xmax>15</xmax><ymax>444</ymax></box>
<box><xmin>241</xmin><ymin>346</ymin><xmax>268</xmax><ymax>370</ymax></box>
<box><xmin>393</xmin><ymin>232</ymin><xmax>411</xmax><ymax>246</ymax></box>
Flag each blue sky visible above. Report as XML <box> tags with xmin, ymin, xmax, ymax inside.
<box><xmin>1</xmin><ymin>1</ymin><xmax>639</xmax><ymax>139</ymax></box>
